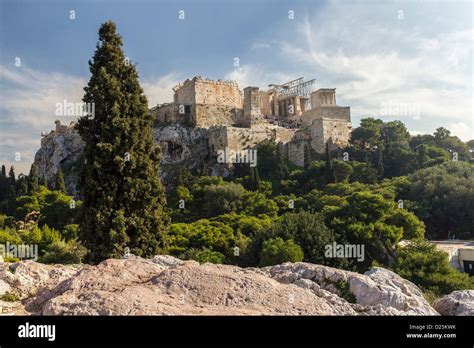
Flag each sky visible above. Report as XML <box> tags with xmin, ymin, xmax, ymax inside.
<box><xmin>0</xmin><ymin>0</ymin><xmax>473</xmax><ymax>174</ymax></box>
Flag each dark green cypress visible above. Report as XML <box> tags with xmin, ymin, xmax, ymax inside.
<box><xmin>377</xmin><ymin>146</ymin><xmax>385</xmax><ymax>179</ymax></box>
<box><xmin>6</xmin><ymin>185</ymin><xmax>16</xmax><ymax>216</ymax></box>
<box><xmin>55</xmin><ymin>170</ymin><xmax>66</xmax><ymax>193</ymax></box>
<box><xmin>0</xmin><ymin>165</ymin><xmax>7</xmax><ymax>202</ymax></box>
<box><xmin>8</xmin><ymin>166</ymin><xmax>15</xmax><ymax>186</ymax></box>
<box><xmin>76</xmin><ymin>21</ymin><xmax>170</xmax><ymax>262</ymax></box>
<box><xmin>28</xmin><ymin>164</ymin><xmax>39</xmax><ymax>193</ymax></box>
<box><xmin>275</xmin><ymin>145</ymin><xmax>288</xmax><ymax>179</ymax></box>
<box><xmin>254</xmin><ymin>166</ymin><xmax>261</xmax><ymax>191</ymax></box>
<box><xmin>324</xmin><ymin>142</ymin><xmax>336</xmax><ymax>184</ymax></box>
<box><xmin>303</xmin><ymin>144</ymin><xmax>311</xmax><ymax>170</ymax></box>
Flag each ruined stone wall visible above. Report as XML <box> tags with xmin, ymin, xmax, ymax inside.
<box><xmin>310</xmin><ymin>117</ymin><xmax>352</xmax><ymax>153</ymax></box>
<box><xmin>151</xmin><ymin>104</ymin><xmax>187</xmax><ymax>124</ymax></box>
<box><xmin>301</xmin><ymin>106</ymin><xmax>351</xmax><ymax>126</ymax></box>
<box><xmin>208</xmin><ymin>125</ymin><xmax>298</xmax><ymax>157</ymax></box>
<box><xmin>208</xmin><ymin>126</ymin><xmax>229</xmax><ymax>154</ymax></box>
<box><xmin>194</xmin><ymin>104</ymin><xmax>243</xmax><ymax>128</ymax></box>
<box><xmin>259</xmin><ymin>91</ymin><xmax>272</xmax><ymax>116</ymax></box>
<box><xmin>242</xmin><ymin>87</ymin><xmax>262</xmax><ymax>127</ymax></box>
<box><xmin>172</xmin><ymin>77</ymin><xmax>244</xmax><ymax>127</ymax></box>
<box><xmin>173</xmin><ymin>80</ymin><xmax>196</xmax><ymax>105</ymax></box>
<box><xmin>194</xmin><ymin>79</ymin><xmax>242</xmax><ymax>107</ymax></box>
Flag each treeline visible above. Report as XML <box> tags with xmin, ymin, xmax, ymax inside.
<box><xmin>160</xmin><ymin>121</ymin><xmax>474</xmax><ymax>297</ymax></box>
<box><xmin>0</xmin><ymin>166</ymin><xmax>85</xmax><ymax>263</ymax></box>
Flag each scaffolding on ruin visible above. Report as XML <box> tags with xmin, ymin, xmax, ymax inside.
<box><xmin>269</xmin><ymin>77</ymin><xmax>316</xmax><ymax>98</ymax></box>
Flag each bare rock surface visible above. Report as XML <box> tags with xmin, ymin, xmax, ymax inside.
<box><xmin>263</xmin><ymin>262</ymin><xmax>438</xmax><ymax>315</ymax></box>
<box><xmin>0</xmin><ymin>256</ymin><xmax>452</xmax><ymax>316</ymax></box>
<box><xmin>0</xmin><ymin>261</ymin><xmax>79</xmax><ymax>300</ymax></box>
<box><xmin>433</xmin><ymin>290</ymin><xmax>474</xmax><ymax>316</ymax></box>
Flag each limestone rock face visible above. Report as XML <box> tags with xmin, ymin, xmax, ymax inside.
<box><xmin>0</xmin><ymin>256</ymin><xmax>449</xmax><ymax>316</ymax></box>
<box><xmin>263</xmin><ymin>263</ymin><xmax>438</xmax><ymax>315</ymax></box>
<box><xmin>33</xmin><ymin>122</ymin><xmax>83</xmax><ymax>194</ymax></box>
<box><xmin>28</xmin><ymin>257</ymin><xmax>353</xmax><ymax>315</ymax></box>
<box><xmin>153</xmin><ymin>124</ymin><xmax>209</xmax><ymax>169</ymax></box>
<box><xmin>0</xmin><ymin>261</ymin><xmax>79</xmax><ymax>300</ymax></box>
<box><xmin>433</xmin><ymin>290</ymin><xmax>474</xmax><ymax>316</ymax></box>
<box><xmin>32</xmin><ymin>122</ymin><xmax>211</xmax><ymax>193</ymax></box>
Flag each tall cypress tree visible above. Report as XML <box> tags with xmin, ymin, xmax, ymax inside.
<box><xmin>275</xmin><ymin>145</ymin><xmax>288</xmax><ymax>179</ymax></box>
<box><xmin>324</xmin><ymin>142</ymin><xmax>336</xmax><ymax>184</ymax></box>
<box><xmin>376</xmin><ymin>145</ymin><xmax>384</xmax><ymax>179</ymax></box>
<box><xmin>303</xmin><ymin>144</ymin><xmax>311</xmax><ymax>170</ymax></box>
<box><xmin>76</xmin><ymin>21</ymin><xmax>169</xmax><ymax>262</ymax></box>
<box><xmin>28</xmin><ymin>164</ymin><xmax>39</xmax><ymax>193</ymax></box>
<box><xmin>254</xmin><ymin>167</ymin><xmax>261</xmax><ymax>191</ymax></box>
<box><xmin>6</xmin><ymin>185</ymin><xmax>16</xmax><ymax>216</ymax></box>
<box><xmin>55</xmin><ymin>170</ymin><xmax>66</xmax><ymax>193</ymax></box>
<box><xmin>0</xmin><ymin>165</ymin><xmax>7</xmax><ymax>201</ymax></box>
<box><xmin>8</xmin><ymin>166</ymin><xmax>15</xmax><ymax>186</ymax></box>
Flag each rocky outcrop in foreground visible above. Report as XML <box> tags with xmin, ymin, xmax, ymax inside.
<box><xmin>0</xmin><ymin>256</ymin><xmax>468</xmax><ymax>315</ymax></box>
<box><xmin>433</xmin><ymin>290</ymin><xmax>474</xmax><ymax>316</ymax></box>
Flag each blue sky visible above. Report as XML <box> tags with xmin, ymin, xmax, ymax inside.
<box><xmin>0</xmin><ymin>0</ymin><xmax>473</xmax><ymax>174</ymax></box>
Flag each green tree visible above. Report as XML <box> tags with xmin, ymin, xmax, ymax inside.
<box><xmin>8</xmin><ymin>166</ymin><xmax>15</xmax><ymax>186</ymax></box>
<box><xmin>28</xmin><ymin>165</ymin><xmax>39</xmax><ymax>193</ymax></box>
<box><xmin>402</xmin><ymin>161</ymin><xmax>474</xmax><ymax>239</ymax></box>
<box><xmin>303</xmin><ymin>144</ymin><xmax>311</xmax><ymax>170</ymax></box>
<box><xmin>54</xmin><ymin>170</ymin><xmax>66</xmax><ymax>193</ymax></box>
<box><xmin>5</xmin><ymin>186</ymin><xmax>16</xmax><ymax>216</ymax></box>
<box><xmin>275</xmin><ymin>145</ymin><xmax>289</xmax><ymax>179</ymax></box>
<box><xmin>259</xmin><ymin>237</ymin><xmax>304</xmax><ymax>266</ymax></box>
<box><xmin>76</xmin><ymin>21</ymin><xmax>169</xmax><ymax>262</ymax></box>
<box><xmin>392</xmin><ymin>240</ymin><xmax>474</xmax><ymax>296</ymax></box>
<box><xmin>324</xmin><ymin>142</ymin><xmax>336</xmax><ymax>184</ymax></box>
<box><xmin>0</xmin><ymin>165</ymin><xmax>7</xmax><ymax>202</ymax></box>
<box><xmin>270</xmin><ymin>211</ymin><xmax>336</xmax><ymax>265</ymax></box>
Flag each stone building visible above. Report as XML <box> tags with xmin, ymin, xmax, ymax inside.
<box><xmin>150</xmin><ymin>76</ymin><xmax>244</xmax><ymax>128</ymax></box>
<box><xmin>151</xmin><ymin>76</ymin><xmax>352</xmax><ymax>167</ymax></box>
<box><xmin>33</xmin><ymin>76</ymin><xmax>353</xmax><ymax>193</ymax></box>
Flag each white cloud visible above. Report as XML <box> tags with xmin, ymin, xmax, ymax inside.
<box><xmin>142</xmin><ymin>72</ymin><xmax>182</xmax><ymax>107</ymax></box>
<box><xmin>447</xmin><ymin>122</ymin><xmax>473</xmax><ymax>141</ymax></box>
<box><xmin>224</xmin><ymin>65</ymin><xmax>293</xmax><ymax>90</ymax></box>
<box><xmin>268</xmin><ymin>2</ymin><xmax>473</xmax><ymax>140</ymax></box>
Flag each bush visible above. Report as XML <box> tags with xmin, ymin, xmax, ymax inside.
<box><xmin>392</xmin><ymin>240</ymin><xmax>474</xmax><ymax>296</ymax></box>
<box><xmin>270</xmin><ymin>211</ymin><xmax>335</xmax><ymax>265</ymax></box>
<box><xmin>38</xmin><ymin>239</ymin><xmax>87</xmax><ymax>264</ymax></box>
<box><xmin>194</xmin><ymin>249</ymin><xmax>226</xmax><ymax>264</ymax></box>
<box><xmin>259</xmin><ymin>237</ymin><xmax>304</xmax><ymax>266</ymax></box>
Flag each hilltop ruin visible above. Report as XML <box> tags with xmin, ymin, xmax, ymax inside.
<box><xmin>34</xmin><ymin>76</ymin><xmax>352</xmax><ymax>190</ymax></box>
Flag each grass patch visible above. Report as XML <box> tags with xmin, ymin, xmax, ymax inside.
<box><xmin>0</xmin><ymin>292</ymin><xmax>19</xmax><ymax>302</ymax></box>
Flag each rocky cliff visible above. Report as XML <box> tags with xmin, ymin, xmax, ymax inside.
<box><xmin>34</xmin><ymin>121</ymin><xmax>84</xmax><ymax>194</ymax></box>
<box><xmin>2</xmin><ymin>255</ymin><xmax>469</xmax><ymax>316</ymax></box>
<box><xmin>32</xmin><ymin>121</ymin><xmax>212</xmax><ymax>194</ymax></box>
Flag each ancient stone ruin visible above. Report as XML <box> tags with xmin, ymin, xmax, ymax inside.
<box><xmin>150</xmin><ymin>76</ymin><xmax>352</xmax><ymax>167</ymax></box>
<box><xmin>33</xmin><ymin>76</ymin><xmax>352</xmax><ymax>190</ymax></box>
